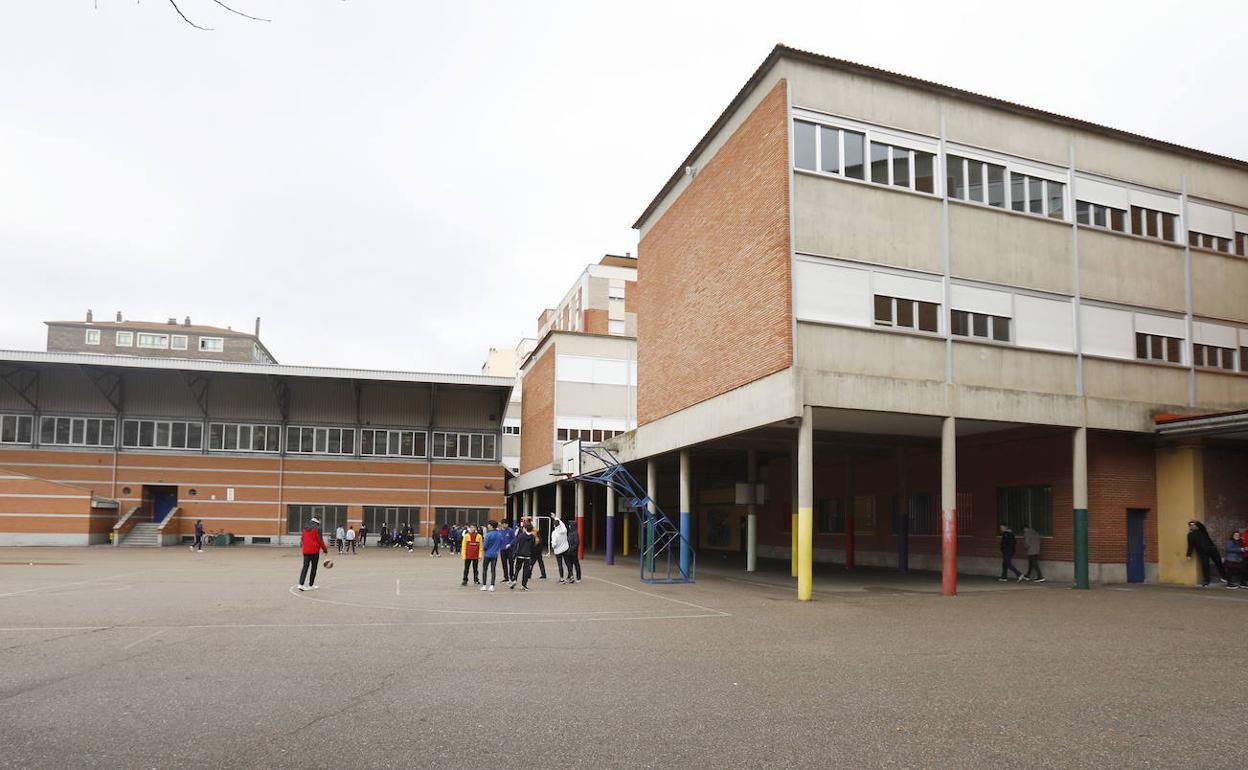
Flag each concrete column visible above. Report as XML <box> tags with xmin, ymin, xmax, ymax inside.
<box><xmin>575</xmin><ymin>480</ymin><xmax>585</xmax><ymax>561</ymax></box>
<box><xmin>845</xmin><ymin>453</ymin><xmax>854</xmax><ymax>570</ymax></box>
<box><xmin>679</xmin><ymin>450</ymin><xmax>692</xmax><ymax>578</ymax></box>
<box><xmin>646</xmin><ymin>460</ymin><xmax>657</xmax><ymax>574</ymax></box>
<box><xmin>790</xmin><ymin>440</ymin><xmax>798</xmax><ymax>578</ymax></box>
<box><xmin>797</xmin><ymin>405</ymin><xmax>814</xmax><ymax>601</ymax></box>
<box><xmin>555</xmin><ymin>482</ymin><xmax>563</xmax><ymax>523</ymax></box>
<box><xmin>522</xmin><ymin>489</ymin><xmax>530</xmax><ymax>519</ymax></box>
<box><xmin>896</xmin><ymin>446</ymin><xmax>908</xmax><ymax>574</ymax></box>
<box><xmin>1156</xmin><ymin>443</ymin><xmax>1204</xmax><ymax>584</ymax></box>
<box><xmin>1073</xmin><ymin>426</ymin><xmax>1089</xmax><ymax>590</ymax></box>
<box><xmin>605</xmin><ymin>484</ymin><xmax>616</xmax><ymax>565</ymax></box>
<box><xmin>941</xmin><ymin>416</ymin><xmax>957</xmax><ymax>597</ymax></box>
<box><xmin>746</xmin><ymin>448</ymin><xmax>757</xmax><ymax>573</ymax></box>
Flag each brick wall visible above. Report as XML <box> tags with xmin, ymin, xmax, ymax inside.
<box><xmin>519</xmin><ymin>347</ymin><xmax>555</xmax><ymax>474</ymax></box>
<box><xmin>583</xmin><ymin>309</ymin><xmax>608</xmax><ymax>335</ymax></box>
<box><xmin>1087</xmin><ymin>431</ymin><xmax>1157</xmax><ymax>564</ymax></box>
<box><xmin>1203</xmin><ymin>444</ymin><xmax>1248</xmax><ymax>544</ymax></box>
<box><xmin>637</xmin><ymin>79</ymin><xmax>793</xmax><ymax>425</ymax></box>
<box><xmin>47</xmin><ymin>324</ymin><xmax>260</xmax><ymax>362</ymax></box>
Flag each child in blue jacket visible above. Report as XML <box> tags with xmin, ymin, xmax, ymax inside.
<box><xmin>480</xmin><ymin>521</ymin><xmax>504</xmax><ymax>592</ymax></box>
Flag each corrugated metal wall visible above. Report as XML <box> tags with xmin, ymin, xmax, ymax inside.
<box><xmin>209</xmin><ymin>374</ymin><xmax>283</xmax><ymax>421</ymax></box>
<box><xmin>360</xmin><ymin>382</ymin><xmax>430</xmax><ymax>426</ymax></box>
<box><xmin>288</xmin><ymin>379</ymin><xmax>355</xmax><ymax>423</ymax></box>
<box><xmin>124</xmin><ymin>370</ymin><xmax>203</xmax><ymax>417</ymax></box>
<box><xmin>36</xmin><ymin>367</ymin><xmax>116</xmax><ymax>413</ymax></box>
<box><xmin>433</xmin><ymin>386</ymin><xmax>501</xmax><ymax>430</ymax></box>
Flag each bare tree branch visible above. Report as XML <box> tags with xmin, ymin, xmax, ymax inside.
<box><xmin>207</xmin><ymin>0</ymin><xmax>271</xmax><ymax>22</ymax></box>
<box><xmin>166</xmin><ymin>0</ymin><xmax>214</xmax><ymax>30</ymax></box>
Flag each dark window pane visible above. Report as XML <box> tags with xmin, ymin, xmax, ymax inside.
<box><xmin>187</xmin><ymin>423</ymin><xmax>201</xmax><ymax>449</ymax></box>
<box><xmin>918</xmin><ymin>302</ymin><xmax>938</xmax><ymax>332</ymax></box>
<box><xmin>40</xmin><ymin>417</ymin><xmax>54</xmax><ymax>443</ymax></box>
<box><xmin>320</xmin><ymin>429</ymin><xmax>332</xmax><ymax>453</ymax></box>
<box><xmin>401</xmin><ymin>432</ymin><xmax>414</xmax><ymax>456</ymax></box>
<box><xmin>1146</xmin><ymin>210</ymin><xmax>1158</xmax><ymax>238</ymax></box>
<box><xmin>71</xmin><ymin>419</ymin><xmax>85</xmax><ymax>445</ymax></box>
<box><xmin>891</xmin><ymin>146</ymin><xmax>909</xmax><ymax>187</ymax></box>
<box><xmin>987</xmin><ymin>164</ymin><xmax>1005</xmax><ymax>207</ymax></box>
<box><xmin>1010</xmin><ymin>173</ymin><xmax>1026</xmax><ymax>212</ymax></box>
<box><xmin>1093</xmin><ymin>205</ymin><xmax>1106</xmax><ymax>227</ymax></box>
<box><xmin>156</xmin><ymin>422</ymin><xmax>170</xmax><ymax>447</ymax></box>
<box><xmin>793</xmin><ymin>121</ymin><xmax>816</xmax><ymax>170</ymax></box>
<box><xmin>172</xmin><ymin>422</ymin><xmax>186</xmax><ymax>449</ymax></box>
<box><xmin>1076</xmin><ymin>200</ymin><xmax>1090</xmax><ymax>225</ymax></box>
<box><xmin>1047</xmin><ymin>181</ymin><xmax>1064</xmax><ymax>219</ymax></box>
<box><xmin>139</xmin><ymin>421</ymin><xmax>154</xmax><ymax>447</ymax></box>
<box><xmin>951</xmin><ymin>309</ymin><xmax>969</xmax><ymax>336</ymax></box>
<box><xmin>874</xmin><ymin>295</ymin><xmax>892</xmax><ymax>325</ymax></box>
<box><xmin>55</xmin><ymin>418</ymin><xmax>70</xmax><ymax>444</ymax></box>
<box><xmin>843</xmin><ymin>132</ymin><xmax>864</xmax><ymax>179</ymax></box>
<box><xmin>972</xmin><ymin>313</ymin><xmax>988</xmax><ymax>338</ymax></box>
<box><xmin>1131</xmin><ymin>206</ymin><xmax>1143</xmax><ymax>235</ymax></box>
<box><xmin>209</xmin><ymin>423</ymin><xmax>223</xmax><ymax>449</ymax></box>
<box><xmin>914</xmin><ymin>153</ymin><xmax>934</xmax><ymax>193</ymax></box>
<box><xmin>1194</xmin><ymin>345</ymin><xmax>1205</xmax><ymax>366</ymax></box>
<box><xmin>870</xmin><ymin>142</ymin><xmax>889</xmax><ymax>184</ymax></box>
<box><xmin>1221</xmin><ymin>349</ymin><xmax>1235</xmax><ymax>370</ymax></box>
<box><xmin>1110</xmin><ymin>209</ymin><xmax>1126</xmax><ymax>232</ymax></box>
<box><xmin>1028</xmin><ymin>177</ymin><xmax>1043</xmax><ymax>214</ymax></box>
<box><xmin>1135</xmin><ymin>333</ymin><xmax>1148</xmax><ymax>359</ymax></box>
<box><xmin>992</xmin><ymin>317</ymin><xmax>1010</xmax><ymax>342</ymax></box>
<box><xmin>267</xmin><ymin>429</ymin><xmax>280</xmax><ymax>452</ymax></box>
<box><xmin>1150</xmin><ymin>336</ymin><xmax>1163</xmax><ymax>360</ymax></box>
<box><xmin>342</xmin><ymin>430</ymin><xmax>354</xmax><ymax>454</ymax></box>
<box><xmin>122</xmin><ymin>420</ymin><xmax>136</xmax><ymax>446</ymax></box>
<box><xmin>1162</xmin><ymin>213</ymin><xmax>1175</xmax><ymax>242</ymax></box>
<box><xmin>361</xmin><ymin>430</ymin><xmax>374</xmax><ymax>454</ymax></box>
<box><xmin>966</xmin><ymin>160</ymin><xmax>984</xmax><ymax>202</ymax></box>
<box><xmin>389</xmin><ymin>432</ymin><xmax>401</xmax><ymax>455</ymax></box>
<box><xmin>301</xmin><ymin>428</ymin><xmax>313</xmax><ymax>453</ymax></box>
<box><xmin>252</xmin><ymin>427</ymin><xmax>266</xmax><ymax>451</ymax></box>
<box><xmin>896</xmin><ymin>299</ymin><xmax>914</xmax><ymax>328</ymax></box>
<box><xmin>101</xmin><ymin>420</ymin><xmax>114</xmax><ymax>446</ymax></box>
<box><xmin>1166</xmin><ymin>337</ymin><xmax>1180</xmax><ymax>363</ymax></box>
<box><xmin>947</xmin><ymin>155</ymin><xmax>965</xmax><ymax>199</ymax></box>
<box><xmin>224</xmin><ymin>425</ymin><xmax>237</xmax><ymax>450</ymax></box>
<box><xmin>819</xmin><ymin>126</ymin><xmax>839</xmax><ymax>173</ymax></box>
<box><xmin>1189</xmin><ymin>231</ymin><xmax>1200</xmax><ymax>247</ymax></box>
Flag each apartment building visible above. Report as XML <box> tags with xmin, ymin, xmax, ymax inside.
<box><xmin>47</xmin><ymin>311</ymin><xmax>277</xmax><ymax>363</ymax></box>
<box><xmin>506</xmin><ymin>256</ymin><xmax>639</xmax><ymax>546</ymax></box>
<box><xmin>0</xmin><ymin>349</ymin><xmax>511</xmax><ymax>545</ymax></box>
<box><xmin>483</xmin><ymin>337</ymin><xmax>536</xmax><ymax>474</ymax></box>
<box><xmin>609</xmin><ymin>45</ymin><xmax>1248</xmax><ymax>598</ymax></box>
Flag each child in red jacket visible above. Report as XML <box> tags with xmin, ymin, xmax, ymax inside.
<box><xmin>298</xmin><ymin>517</ymin><xmax>328</xmax><ymax>591</ymax></box>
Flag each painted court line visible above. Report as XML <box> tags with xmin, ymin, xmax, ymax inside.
<box><xmin>122</xmin><ymin>628</ymin><xmax>166</xmax><ymax>650</ymax></box>
<box><xmin>587</xmin><ymin>575</ymin><xmax>732</xmax><ymax>616</ymax></box>
<box><xmin>0</xmin><ymin>572</ymin><xmax>142</xmax><ymax>599</ymax></box>
<box><xmin>287</xmin><ymin>585</ymin><xmax>718</xmax><ymax>617</ymax></box>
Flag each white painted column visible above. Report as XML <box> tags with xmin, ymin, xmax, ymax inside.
<box><xmin>746</xmin><ymin>448</ymin><xmax>757</xmax><ymax>572</ymax></box>
<box><xmin>679</xmin><ymin>449</ymin><xmax>692</xmax><ymax>578</ymax></box>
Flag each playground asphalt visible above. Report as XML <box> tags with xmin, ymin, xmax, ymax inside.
<box><xmin>1</xmin><ymin>546</ymin><xmax>1244</xmax><ymax>769</ymax></box>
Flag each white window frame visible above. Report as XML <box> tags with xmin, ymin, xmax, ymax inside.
<box><xmin>121</xmin><ymin>418</ymin><xmax>203</xmax><ymax>450</ymax></box>
<box><xmin>137</xmin><ymin>333</ymin><xmax>169</xmax><ymax>349</ymax></box>
<box><xmin>1192</xmin><ymin>343</ymin><xmax>1236</xmax><ymax>371</ymax></box>
<box><xmin>791</xmin><ymin>110</ymin><xmax>940</xmax><ymax>197</ymax></box>
<box><xmin>38</xmin><ymin>415</ymin><xmax>117</xmax><ymax>448</ymax></box>
<box><xmin>84</xmin><ymin>329</ymin><xmax>101</xmax><ymax>346</ymax></box>
<box><xmin>951</xmin><ymin>309</ymin><xmax>1012</xmax><ymax>343</ymax></box>
<box><xmin>171</xmin><ymin>334</ymin><xmax>188</xmax><ymax>351</ymax></box>
<box><xmin>198</xmin><ymin>336</ymin><xmax>224</xmax><ymax>352</ymax></box>
<box><xmin>431</xmin><ymin>431</ymin><xmax>497</xmax><ymax>461</ymax></box>
<box><xmin>285</xmin><ymin>425</ymin><xmax>356</xmax><ymax>456</ymax></box>
<box><xmin>0</xmin><ymin>414</ymin><xmax>34</xmax><ymax>445</ymax></box>
<box><xmin>1135</xmin><ymin>332</ymin><xmax>1183</xmax><ymax>364</ymax></box>
<box><xmin>944</xmin><ymin>144</ymin><xmax>1069</xmax><ymax>221</ymax></box>
<box><xmin>115</xmin><ymin>331</ymin><xmax>133</xmax><ymax>347</ymax></box>
<box><xmin>873</xmin><ymin>295</ymin><xmax>941</xmax><ymax>334</ymax></box>
<box><xmin>359</xmin><ymin>428</ymin><xmax>428</xmax><ymax>458</ymax></box>
<box><xmin>208</xmin><ymin>422</ymin><xmax>281</xmax><ymax>453</ymax></box>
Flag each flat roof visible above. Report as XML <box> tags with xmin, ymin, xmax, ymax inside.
<box><xmin>0</xmin><ymin>349</ymin><xmax>513</xmax><ymax>389</ymax></box>
<box><xmin>634</xmin><ymin>44</ymin><xmax>1248</xmax><ymax>230</ymax></box>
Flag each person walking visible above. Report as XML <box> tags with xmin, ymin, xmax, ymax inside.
<box><xmin>1186</xmin><ymin>520</ymin><xmax>1226</xmax><ymax>587</ymax></box>
<box><xmin>297</xmin><ymin>516</ymin><xmax>328</xmax><ymax>591</ymax></box>
<box><xmin>531</xmin><ymin>521</ymin><xmax>547</xmax><ymax>580</ymax></box>
<box><xmin>551</xmin><ymin>518</ymin><xmax>570</xmax><ymax>583</ymax></box>
<box><xmin>998</xmin><ymin>524</ymin><xmax>1025</xmax><ymax>582</ymax></box>
<box><xmin>500</xmin><ymin>520</ymin><xmax>516</xmax><ymax>584</ymax></box>
<box><xmin>480</xmin><ymin>521</ymin><xmax>503</xmax><ymax>592</ymax></box>
<box><xmin>565</xmin><ymin>519</ymin><xmax>582</xmax><ymax>584</ymax></box>
<box><xmin>460</xmin><ymin>525</ymin><xmax>482</xmax><ymax>586</ymax></box>
<box><xmin>335</xmin><ymin>523</ymin><xmax>346</xmax><ymax>555</ymax></box>
<box><xmin>1022</xmin><ymin>525</ymin><xmax>1045</xmax><ymax>583</ymax></box>
<box><xmin>1222</xmin><ymin>530</ymin><xmax>1243</xmax><ymax>589</ymax></box>
<box><xmin>511</xmin><ymin>524</ymin><xmax>536</xmax><ymax>590</ymax></box>
<box><xmin>345</xmin><ymin>525</ymin><xmax>357</xmax><ymax>554</ymax></box>
<box><xmin>192</xmin><ymin>519</ymin><xmax>204</xmax><ymax>552</ymax></box>
<box><xmin>359</xmin><ymin>523</ymin><xmax>368</xmax><ymax>548</ymax></box>
<box><xmin>430</xmin><ymin>526</ymin><xmax>441</xmax><ymax>557</ymax></box>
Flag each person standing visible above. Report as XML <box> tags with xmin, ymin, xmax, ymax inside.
<box><xmin>460</xmin><ymin>525</ymin><xmax>482</xmax><ymax>586</ymax></box>
<box><xmin>359</xmin><ymin>523</ymin><xmax>368</xmax><ymax>548</ymax></box>
<box><xmin>511</xmin><ymin>524</ymin><xmax>535</xmax><ymax>590</ymax></box>
<box><xmin>1186</xmin><ymin>520</ymin><xmax>1226</xmax><ymax>587</ymax></box>
<box><xmin>480</xmin><ymin>521</ymin><xmax>502</xmax><ymax>592</ymax></box>
<box><xmin>345</xmin><ymin>525</ymin><xmax>357</xmax><ymax>554</ymax></box>
<box><xmin>192</xmin><ymin>519</ymin><xmax>204</xmax><ymax>553</ymax></box>
<box><xmin>500</xmin><ymin>520</ymin><xmax>516</xmax><ymax>584</ymax></box>
<box><xmin>298</xmin><ymin>516</ymin><xmax>328</xmax><ymax>591</ymax></box>
<box><xmin>430</xmin><ymin>526</ymin><xmax>441</xmax><ymax>557</ymax></box>
<box><xmin>335</xmin><ymin>523</ymin><xmax>346</xmax><ymax>555</ymax></box>
<box><xmin>551</xmin><ymin>518</ymin><xmax>569</xmax><ymax>583</ymax></box>
<box><xmin>1022</xmin><ymin>525</ymin><xmax>1045</xmax><ymax>583</ymax></box>
<box><xmin>998</xmin><ymin>524</ymin><xmax>1025</xmax><ymax>582</ymax></box>
<box><xmin>379</xmin><ymin>524</ymin><xmax>390</xmax><ymax>547</ymax></box>
<box><xmin>1222</xmin><ymin>530</ymin><xmax>1243</xmax><ymax>589</ymax></box>
<box><xmin>564</xmin><ymin>519</ymin><xmax>582</xmax><ymax>584</ymax></box>
<box><xmin>531</xmin><ymin>522</ymin><xmax>547</xmax><ymax>580</ymax></box>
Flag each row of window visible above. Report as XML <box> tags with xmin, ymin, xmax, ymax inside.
<box><xmin>0</xmin><ymin>416</ymin><xmax>497</xmax><ymax>459</ymax></box>
<box><xmin>556</xmin><ymin>428</ymin><xmax>625</xmax><ymax>442</ymax></box>
<box><xmin>794</xmin><ymin>118</ymin><xmax>1247</xmax><ymax>250</ymax></box>
<box><xmin>813</xmin><ymin>486</ymin><xmax>1051</xmax><ymax>537</ymax></box>
<box><xmin>84</xmin><ymin>329</ymin><xmax>225</xmax><ymax>352</ymax></box>
<box><xmin>285</xmin><ymin>505</ymin><xmax>494</xmax><ymax>535</ymax></box>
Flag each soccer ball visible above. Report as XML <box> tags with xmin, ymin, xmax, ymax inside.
<box><xmin>323</xmin><ymin>560</ymin><xmax>334</xmax><ymax>569</ymax></box>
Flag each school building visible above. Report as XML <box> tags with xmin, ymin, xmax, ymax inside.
<box><xmin>507</xmin><ymin>44</ymin><xmax>1248</xmax><ymax>597</ymax></box>
<box><xmin>0</xmin><ymin>349</ymin><xmax>511</xmax><ymax>546</ymax></box>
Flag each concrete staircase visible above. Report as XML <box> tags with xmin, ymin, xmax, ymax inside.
<box><xmin>120</xmin><ymin>521</ymin><xmax>161</xmax><ymax>547</ymax></box>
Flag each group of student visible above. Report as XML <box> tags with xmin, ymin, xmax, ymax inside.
<box><xmin>453</xmin><ymin>517</ymin><xmax>582</xmax><ymax>592</ymax></box>
<box><xmin>378</xmin><ymin>524</ymin><xmax>416</xmax><ymax>550</ymax></box>
<box><xmin>1185</xmin><ymin>520</ymin><xmax>1247</xmax><ymax>588</ymax></box>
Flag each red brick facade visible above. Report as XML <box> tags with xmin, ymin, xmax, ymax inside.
<box><xmin>1203</xmin><ymin>444</ymin><xmax>1248</xmax><ymax>543</ymax></box>
<box><xmin>519</xmin><ymin>346</ymin><xmax>555</xmax><ymax>474</ymax></box>
<box><xmin>583</xmin><ymin>309</ymin><xmax>608</xmax><ymax>335</ymax></box>
<box><xmin>637</xmin><ymin>79</ymin><xmax>793</xmax><ymax>425</ymax></box>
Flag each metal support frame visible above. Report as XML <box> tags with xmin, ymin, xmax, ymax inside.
<box><xmin>0</xmin><ymin>365</ymin><xmax>39</xmax><ymax>409</ymax></box>
<box><xmin>268</xmin><ymin>376</ymin><xmax>290</xmax><ymax>422</ymax></box>
<box><xmin>573</xmin><ymin>443</ymin><xmax>695</xmax><ymax>584</ymax></box>
<box><xmin>181</xmin><ymin>372</ymin><xmax>211</xmax><ymax>417</ymax></box>
<box><xmin>79</xmin><ymin>366</ymin><xmax>124</xmax><ymax>413</ymax></box>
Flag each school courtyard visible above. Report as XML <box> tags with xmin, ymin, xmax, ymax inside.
<box><xmin>1</xmin><ymin>546</ymin><xmax>1243</xmax><ymax>769</ymax></box>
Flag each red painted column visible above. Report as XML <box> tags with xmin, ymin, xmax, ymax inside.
<box><xmin>845</xmin><ymin>453</ymin><xmax>854</xmax><ymax>570</ymax></box>
<box><xmin>941</xmin><ymin>416</ymin><xmax>957</xmax><ymax>597</ymax></box>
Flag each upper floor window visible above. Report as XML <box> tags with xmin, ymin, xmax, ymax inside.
<box><xmin>199</xmin><ymin>337</ymin><xmax>224</xmax><ymax>353</ymax></box>
<box><xmin>608</xmin><ymin>319</ymin><xmax>626</xmax><ymax>335</ymax></box>
<box><xmin>1130</xmin><ymin>206</ymin><xmax>1177</xmax><ymax>242</ymax></box>
<box><xmin>1076</xmin><ymin>201</ymin><xmax>1128</xmax><ymax>233</ymax></box>
<box><xmin>951</xmin><ymin>310</ymin><xmax>1011</xmax><ymax>342</ymax></box>
<box><xmin>432</xmin><ymin>431</ymin><xmax>496</xmax><ymax>461</ymax></box>
<box><xmin>794</xmin><ymin>121</ymin><xmax>888</xmax><ymax>187</ymax></box>
<box><xmin>360</xmin><ymin>428</ymin><xmax>427</xmax><ymax>458</ymax></box>
<box><xmin>115</xmin><ymin>331</ymin><xmax>133</xmax><ymax>347</ymax></box>
<box><xmin>1135</xmin><ymin>332</ymin><xmax>1182</xmax><ymax>364</ymax></box>
<box><xmin>948</xmin><ymin>156</ymin><xmax>1064</xmax><ymax>220</ymax></box>
<box><xmin>84</xmin><ymin>329</ymin><xmax>101</xmax><ymax>345</ymax></box>
<box><xmin>0</xmin><ymin>414</ymin><xmax>33</xmax><ymax>444</ymax></box>
<box><xmin>286</xmin><ymin>425</ymin><xmax>355</xmax><ymax>455</ymax></box>
<box><xmin>874</xmin><ymin>295</ymin><xmax>938</xmax><ymax>333</ymax></box>
<box><xmin>1189</xmin><ymin>231</ymin><xmax>1231</xmax><ymax>254</ymax></box>
<box><xmin>1192</xmin><ymin>344</ymin><xmax>1235</xmax><ymax>371</ymax></box>
<box><xmin>209</xmin><ymin>422</ymin><xmax>281</xmax><ymax>452</ymax></box>
<box><xmin>557</xmin><ymin>428</ymin><xmax>623</xmax><ymax>442</ymax></box>
<box><xmin>41</xmin><ymin>416</ymin><xmax>116</xmax><ymax>447</ymax></box>
<box><xmin>171</xmin><ymin>335</ymin><xmax>188</xmax><ymax>351</ymax></box>
<box><xmin>122</xmin><ymin>418</ymin><xmax>202</xmax><ymax>450</ymax></box>
<box><xmin>137</xmin><ymin>333</ymin><xmax>168</xmax><ymax>349</ymax></box>
<box><xmin>1237</xmin><ymin>232</ymin><xmax>1247</xmax><ymax>257</ymax></box>
<box><xmin>503</xmin><ymin>424</ymin><xmax>521</xmax><ymax>436</ymax></box>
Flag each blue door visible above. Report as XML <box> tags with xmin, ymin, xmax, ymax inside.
<box><xmin>1126</xmin><ymin>508</ymin><xmax>1147</xmax><ymax>583</ymax></box>
<box><xmin>149</xmin><ymin>486</ymin><xmax>178</xmax><ymax>523</ymax></box>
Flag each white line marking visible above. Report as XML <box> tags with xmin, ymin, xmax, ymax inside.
<box><xmin>0</xmin><ymin>572</ymin><xmax>141</xmax><ymax>599</ymax></box>
<box><xmin>395</xmin><ymin>578</ymin><xmax>400</xmax><ymax>596</ymax></box>
<box><xmin>587</xmin><ymin>576</ymin><xmax>731</xmax><ymax>616</ymax></box>
<box><xmin>122</xmin><ymin>628</ymin><xmax>166</xmax><ymax>650</ymax></box>
<box><xmin>286</xmin><ymin>585</ymin><xmax>712</xmax><ymax>617</ymax></box>
<box><xmin>0</xmin><ymin>613</ymin><xmax>728</xmax><ymax>632</ymax></box>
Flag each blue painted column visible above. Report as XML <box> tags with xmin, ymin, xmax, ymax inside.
<box><xmin>605</xmin><ymin>485</ymin><xmax>615</xmax><ymax>565</ymax></box>
<box><xmin>679</xmin><ymin>450</ymin><xmax>692</xmax><ymax>579</ymax></box>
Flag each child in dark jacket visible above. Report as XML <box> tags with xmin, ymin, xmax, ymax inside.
<box><xmin>511</xmin><ymin>525</ymin><xmax>536</xmax><ymax>590</ymax></box>
<box><xmin>998</xmin><ymin>525</ymin><xmax>1024</xmax><ymax>582</ymax></box>
<box><xmin>1186</xmin><ymin>520</ymin><xmax>1226</xmax><ymax>587</ymax></box>
<box><xmin>1223</xmin><ymin>530</ymin><xmax>1243</xmax><ymax>589</ymax></box>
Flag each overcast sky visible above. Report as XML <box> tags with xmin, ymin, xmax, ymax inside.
<box><xmin>2</xmin><ymin>1</ymin><xmax>1244</xmax><ymax>373</ymax></box>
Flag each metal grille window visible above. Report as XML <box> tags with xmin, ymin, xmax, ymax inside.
<box><xmin>285</xmin><ymin>426</ymin><xmax>355</xmax><ymax>455</ymax></box>
<box><xmin>1135</xmin><ymin>332</ymin><xmax>1182</xmax><ymax>364</ymax></box>
<box><xmin>286</xmin><ymin>504</ymin><xmax>347</xmax><ymax>535</ymax></box>
<box><xmin>40</xmin><ymin>416</ymin><xmax>116</xmax><ymax>447</ymax></box>
<box><xmin>816</xmin><ymin>498</ymin><xmax>847</xmax><ymax>534</ymax></box>
<box><xmin>209</xmin><ymin>423</ymin><xmax>281</xmax><ymax>452</ymax></box>
<box><xmin>895</xmin><ymin>492</ymin><xmax>935</xmax><ymax>535</ymax></box>
<box><xmin>121</xmin><ymin>419</ymin><xmax>202</xmax><ymax>450</ymax></box>
<box><xmin>360</xmin><ymin>429</ymin><xmax>427</xmax><ymax>458</ymax></box>
<box><xmin>1192</xmin><ymin>344</ymin><xmax>1236</xmax><ymax>371</ymax></box>
<box><xmin>363</xmin><ymin>506</ymin><xmax>421</xmax><ymax>533</ymax></box>
<box><xmin>996</xmin><ymin>485</ymin><xmax>1053</xmax><ymax>536</ymax></box>
<box><xmin>0</xmin><ymin>414</ymin><xmax>34</xmax><ymax>444</ymax></box>
<box><xmin>956</xmin><ymin>491</ymin><xmax>974</xmax><ymax>534</ymax></box>
<box><xmin>432</xmin><ymin>431</ymin><xmax>496</xmax><ymax>460</ymax></box>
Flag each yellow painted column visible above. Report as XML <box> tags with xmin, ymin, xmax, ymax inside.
<box><xmin>623</xmin><ymin>514</ymin><xmax>630</xmax><ymax>557</ymax></box>
<box><xmin>791</xmin><ymin>439</ymin><xmax>798</xmax><ymax>577</ymax></box>
<box><xmin>1156</xmin><ymin>443</ymin><xmax>1204</xmax><ymax>585</ymax></box>
<box><xmin>797</xmin><ymin>405</ymin><xmax>814</xmax><ymax>601</ymax></box>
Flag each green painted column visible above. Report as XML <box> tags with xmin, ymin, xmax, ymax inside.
<box><xmin>1073</xmin><ymin>426</ymin><xmax>1089</xmax><ymax>590</ymax></box>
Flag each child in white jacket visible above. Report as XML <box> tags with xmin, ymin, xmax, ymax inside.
<box><xmin>551</xmin><ymin>518</ymin><xmax>570</xmax><ymax>583</ymax></box>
